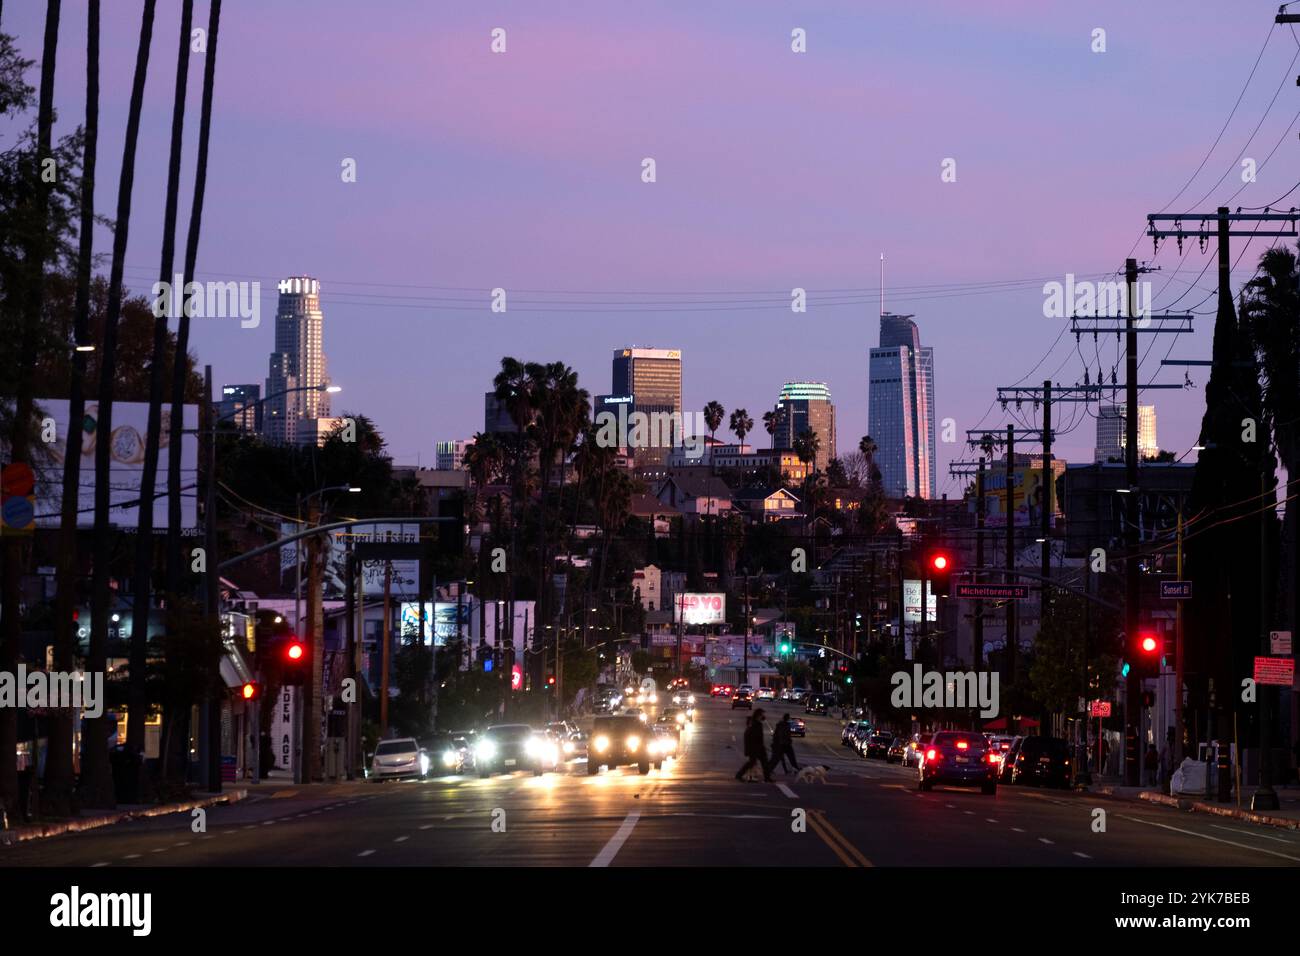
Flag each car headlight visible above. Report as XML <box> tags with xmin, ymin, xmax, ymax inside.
<box><xmin>638</xmin><ymin>712</ymin><xmax>648</xmax><ymax>722</ymax></box>
<box><xmin>563</xmin><ymin>740</ymin><xmax>576</xmax><ymax>754</ymax></box>
<box><xmin>476</xmin><ymin>740</ymin><xmax>496</xmax><ymax>761</ymax></box>
<box><xmin>419</xmin><ymin>753</ymin><xmax>430</xmax><ymax>773</ymax></box>
<box><xmin>594</xmin><ymin>735</ymin><xmax>610</xmax><ymax>752</ymax></box>
<box><xmin>647</xmin><ymin>739</ymin><xmax>660</xmax><ymax>755</ymax></box>
<box><xmin>442</xmin><ymin>750</ymin><xmax>457</xmax><ymax>766</ymax></box>
<box><xmin>526</xmin><ymin>738</ymin><xmax>540</xmax><ymax>757</ymax></box>
<box><xmin>626</xmin><ymin>735</ymin><xmax>640</xmax><ymax>752</ymax></box>
<box><xmin>675</xmin><ymin>713</ymin><xmax>686</xmax><ymax>724</ymax></box>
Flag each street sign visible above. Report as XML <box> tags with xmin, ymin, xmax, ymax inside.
<box><xmin>1090</xmin><ymin>700</ymin><xmax>1112</xmax><ymax>718</ymax></box>
<box><xmin>1270</xmin><ymin>630</ymin><xmax>1292</xmax><ymax>655</ymax></box>
<box><xmin>1253</xmin><ymin>656</ymin><xmax>1294</xmax><ymax>687</ymax></box>
<box><xmin>1159</xmin><ymin>580</ymin><xmax>1193</xmax><ymax>600</ymax></box>
<box><xmin>954</xmin><ymin>583</ymin><xmax>1029</xmax><ymax>601</ymax></box>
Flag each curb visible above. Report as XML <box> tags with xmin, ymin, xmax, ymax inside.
<box><xmin>2</xmin><ymin>789</ymin><xmax>248</xmax><ymax>845</ymax></box>
<box><xmin>1089</xmin><ymin>784</ymin><xmax>1300</xmax><ymax>830</ymax></box>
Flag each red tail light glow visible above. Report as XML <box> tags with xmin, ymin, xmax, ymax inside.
<box><xmin>956</xmin><ymin>741</ymin><xmax>968</xmax><ymax>750</ymax></box>
<box><xmin>925</xmin><ymin>748</ymin><xmax>937</xmax><ymax>761</ymax></box>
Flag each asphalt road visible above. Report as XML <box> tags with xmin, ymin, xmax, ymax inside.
<box><xmin>4</xmin><ymin>699</ymin><xmax>1299</xmax><ymax>867</ymax></box>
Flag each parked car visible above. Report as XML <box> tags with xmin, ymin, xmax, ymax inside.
<box><xmin>1003</xmin><ymin>735</ymin><xmax>1072</xmax><ymax>787</ymax></box>
<box><xmin>842</xmin><ymin>720</ymin><xmax>872</xmax><ymax>748</ymax></box>
<box><xmin>902</xmin><ymin>732</ymin><xmax>933</xmax><ymax>769</ymax></box>
<box><xmin>369</xmin><ymin>737</ymin><xmax>430</xmax><ymax>781</ymax></box>
<box><xmin>998</xmin><ymin>737</ymin><xmax>1025</xmax><ymax>782</ymax></box>
<box><xmin>790</xmin><ymin>688</ymin><xmax>807</xmax><ymax>703</ymax></box>
<box><xmin>862</xmin><ymin>731</ymin><xmax>894</xmax><ymax>759</ymax></box>
<box><xmin>886</xmin><ymin>736</ymin><xmax>907</xmax><ymax>763</ymax></box>
<box><xmin>917</xmin><ymin>730</ymin><xmax>998</xmax><ymax>794</ymax></box>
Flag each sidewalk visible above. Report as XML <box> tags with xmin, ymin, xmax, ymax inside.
<box><xmin>1087</xmin><ymin>777</ymin><xmax>1300</xmax><ymax>830</ymax></box>
<box><xmin>2</xmin><ymin>788</ymin><xmax>247</xmax><ymax>845</ymax></box>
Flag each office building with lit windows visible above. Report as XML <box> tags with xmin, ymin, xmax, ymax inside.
<box><xmin>868</xmin><ymin>313</ymin><xmax>936</xmax><ymax>499</ymax></box>
<box><xmin>774</xmin><ymin>381</ymin><xmax>836</xmax><ymax>472</ymax></box>
<box><xmin>263</xmin><ymin>276</ymin><xmax>332</xmax><ymax>446</ymax></box>
<box><xmin>610</xmin><ymin>347</ymin><xmax>683</xmax><ymax>465</ymax></box>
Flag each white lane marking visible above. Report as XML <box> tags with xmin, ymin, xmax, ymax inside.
<box><xmin>91</xmin><ymin>862</ymin><xmax>109</xmax><ymax>868</ymax></box>
<box><xmin>1011</xmin><ymin>827</ymin><xmax>1026</xmax><ymax>833</ymax></box>
<box><xmin>775</xmin><ymin>782</ymin><xmax>798</xmax><ymax>799</ymax></box>
<box><xmin>173</xmin><ymin>841</ymin><xmax>190</xmax><ymax>847</ymax></box>
<box><xmin>393</xmin><ymin>835</ymin><xmax>408</xmax><ymax>843</ymax></box>
<box><xmin>419</xmin><ymin>824</ymin><xmax>434</xmax><ymax>830</ymax></box>
<box><xmin>963</xmin><ymin>810</ymin><xmax>975</xmax><ymax>816</ymax></box>
<box><xmin>357</xmin><ymin>849</ymin><xmax>375</xmax><ymax>857</ymax></box>
<box><xmin>1038</xmin><ymin>837</ymin><xmax>1054</xmax><ymax>845</ymax></box>
<box><xmin>150</xmin><ymin>847</ymin><xmax>167</xmax><ymax>854</ymax></box>
<box><xmin>589</xmin><ymin>812</ymin><xmax>641</xmax><ymax>868</ymax></box>
<box><xmin>1073</xmin><ymin>851</ymin><xmax>1091</xmax><ymax>859</ymax></box>
<box><xmin>123</xmin><ymin>854</ymin><xmax>141</xmax><ymax>860</ymax></box>
<box><xmin>1208</xmin><ymin>823</ymin><xmax>1296</xmax><ymax>844</ymax></box>
<box><xmin>986</xmin><ymin>818</ymin><xmax>999</xmax><ymax>823</ymax></box>
<box><xmin>1116</xmin><ymin>814</ymin><xmax>1300</xmax><ymax>863</ymax></box>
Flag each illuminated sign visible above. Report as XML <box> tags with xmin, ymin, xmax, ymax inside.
<box><xmin>674</xmin><ymin>592</ymin><xmax>726</xmax><ymax>625</ymax></box>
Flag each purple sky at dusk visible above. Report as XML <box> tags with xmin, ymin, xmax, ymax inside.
<box><xmin>6</xmin><ymin>1</ymin><xmax>1296</xmax><ymax>489</ymax></box>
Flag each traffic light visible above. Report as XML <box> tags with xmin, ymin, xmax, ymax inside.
<box><xmin>546</xmin><ymin>674</ymin><xmax>556</xmax><ymax>689</ymax></box>
<box><xmin>1124</xmin><ymin>630</ymin><xmax>1161</xmax><ymax>678</ymax></box>
<box><xmin>927</xmin><ymin>550</ymin><xmax>952</xmax><ymax>596</ymax></box>
<box><xmin>279</xmin><ymin>635</ymin><xmax>309</xmax><ymax>685</ymax></box>
<box><xmin>779</xmin><ymin>640</ymin><xmax>792</xmax><ymax>656</ymax></box>
<box><xmin>240</xmin><ymin>681</ymin><xmax>261</xmax><ymax>701</ymax></box>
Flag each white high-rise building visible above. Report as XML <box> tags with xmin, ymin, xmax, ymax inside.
<box><xmin>868</xmin><ymin>313</ymin><xmax>936</xmax><ymax>498</ymax></box>
<box><xmin>263</xmin><ymin>276</ymin><xmax>331</xmax><ymax>446</ymax></box>
<box><xmin>436</xmin><ymin>439</ymin><xmax>470</xmax><ymax>470</ymax></box>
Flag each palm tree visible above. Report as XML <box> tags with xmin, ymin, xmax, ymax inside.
<box><xmin>793</xmin><ymin>429</ymin><xmax>820</xmax><ymax>532</ymax></box>
<box><xmin>701</xmin><ymin>400</ymin><xmax>724</xmax><ymax>516</ymax></box>
<box><xmin>761</xmin><ymin>409</ymin><xmax>779</xmax><ymax>450</ymax></box>
<box><xmin>7</xmin><ymin>0</ymin><xmax>63</xmax><ymax>818</ymax></box>
<box><xmin>47</xmin><ymin>0</ymin><xmax>98</xmax><ymax>819</ymax></box>
<box><xmin>88</xmin><ymin>0</ymin><xmax>157</xmax><ymax>800</ymax></box>
<box><xmin>166</xmin><ymin>0</ymin><xmax>221</xmax><ymax>595</ymax></box>
<box><xmin>729</xmin><ymin>408</ymin><xmax>753</xmax><ymax>447</ymax></box>
<box><xmin>1242</xmin><ymin>246</ymin><xmax>1300</xmax><ymax>631</ymax></box>
<box><xmin>858</xmin><ymin>435</ymin><xmax>879</xmax><ymax>486</ymax></box>
<box><xmin>129</xmin><ymin>0</ymin><xmax>191</xmax><ymax>766</ymax></box>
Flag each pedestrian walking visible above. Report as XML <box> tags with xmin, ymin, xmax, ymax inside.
<box><xmin>735</xmin><ymin>708</ymin><xmax>773</xmax><ymax>782</ymax></box>
<box><xmin>770</xmin><ymin>713</ymin><xmax>801</xmax><ymax>774</ymax></box>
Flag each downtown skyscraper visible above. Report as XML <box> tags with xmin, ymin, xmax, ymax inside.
<box><xmin>600</xmin><ymin>346</ymin><xmax>683</xmax><ymax>465</ymax></box>
<box><xmin>868</xmin><ymin>313</ymin><xmax>936</xmax><ymax>499</ymax></box>
<box><xmin>263</xmin><ymin>276</ymin><xmax>333</xmax><ymax>446</ymax></box>
<box><xmin>775</xmin><ymin>381</ymin><xmax>836</xmax><ymax>471</ymax></box>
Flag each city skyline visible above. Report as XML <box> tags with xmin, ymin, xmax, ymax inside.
<box><xmin>4</xmin><ymin>2</ymin><xmax>1279</xmax><ymax>477</ymax></box>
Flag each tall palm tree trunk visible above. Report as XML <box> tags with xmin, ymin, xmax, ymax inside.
<box><xmin>46</xmin><ymin>0</ymin><xmax>98</xmax><ymax>819</ymax></box>
<box><xmin>1</xmin><ymin>0</ymin><xmax>60</xmax><ymax>823</ymax></box>
<box><xmin>128</xmin><ymin>0</ymin><xmax>191</xmax><ymax>766</ymax></box>
<box><xmin>166</xmin><ymin>0</ymin><xmax>220</xmax><ymax>596</ymax></box>
<box><xmin>84</xmin><ymin>0</ymin><xmax>156</xmax><ymax>806</ymax></box>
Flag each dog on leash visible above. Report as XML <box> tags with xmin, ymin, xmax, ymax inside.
<box><xmin>794</xmin><ymin>765</ymin><xmax>830</xmax><ymax>784</ymax></box>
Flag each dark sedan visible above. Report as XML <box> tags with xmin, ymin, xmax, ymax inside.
<box><xmin>1003</xmin><ymin>735</ymin><xmax>1072</xmax><ymax>787</ymax></box>
<box><xmin>918</xmin><ymin>730</ymin><xmax>998</xmax><ymax>794</ymax></box>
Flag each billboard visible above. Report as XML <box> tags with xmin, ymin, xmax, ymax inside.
<box><xmin>983</xmin><ymin>465</ymin><xmax>1060</xmax><ymax>528</ymax></box>
<box><xmin>28</xmin><ymin>399</ymin><xmax>198</xmax><ymax>530</ymax></box>
<box><xmin>903</xmin><ymin>579</ymin><xmax>937</xmax><ymax>623</ymax></box>
<box><xmin>280</xmin><ymin>522</ymin><xmax>419</xmax><ymax>599</ymax></box>
<box><xmin>399</xmin><ymin>601</ymin><xmax>472</xmax><ymax>646</ymax></box>
<box><xmin>673</xmin><ymin>592</ymin><xmax>726</xmax><ymax>625</ymax></box>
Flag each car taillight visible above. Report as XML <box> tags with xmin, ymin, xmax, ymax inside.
<box><xmin>987</xmin><ymin>753</ymin><xmax>999</xmax><ymax>764</ymax></box>
<box><xmin>925</xmin><ymin>748</ymin><xmax>937</xmax><ymax>761</ymax></box>
<box><xmin>956</xmin><ymin>741</ymin><xmax>968</xmax><ymax>750</ymax></box>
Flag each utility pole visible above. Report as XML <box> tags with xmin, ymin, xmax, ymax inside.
<box><xmin>203</xmin><ymin>365</ymin><xmax>221</xmax><ymax>792</ymax></box>
<box><xmin>380</xmin><ymin>559</ymin><xmax>391</xmax><ymax>736</ymax></box>
<box><xmin>1040</xmin><ymin>380</ymin><xmax>1052</xmax><ymax>617</ymax></box>
<box><xmin>1253</xmin><ymin>462</ymin><xmax>1279</xmax><ymax>810</ymax></box>
<box><xmin>975</xmin><ymin>456</ymin><xmax>986</xmax><ymax>673</ymax></box>
<box><xmin>1006</xmin><ymin>424</ymin><xmax>1017</xmax><ymax>700</ymax></box>
<box><xmin>1124</xmin><ymin>256</ymin><xmax>1141</xmax><ymax>787</ymax></box>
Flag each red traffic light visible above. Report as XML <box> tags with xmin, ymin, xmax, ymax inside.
<box><xmin>546</xmin><ymin>675</ymin><xmax>556</xmax><ymax>686</ymax></box>
<box><xmin>931</xmin><ymin>554</ymin><xmax>949</xmax><ymax>571</ymax></box>
<box><xmin>1140</xmin><ymin>634</ymin><xmax>1158</xmax><ymax>654</ymax></box>
<box><xmin>241</xmin><ymin>681</ymin><xmax>259</xmax><ymax>701</ymax></box>
<box><xmin>286</xmin><ymin>640</ymin><xmax>305</xmax><ymax>662</ymax></box>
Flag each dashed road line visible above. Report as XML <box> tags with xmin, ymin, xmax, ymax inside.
<box><xmin>775</xmin><ymin>782</ymin><xmax>798</xmax><ymax>799</ymax></box>
<box><xmin>590</xmin><ymin>812</ymin><xmax>641</xmax><ymax>868</ymax></box>
<box><xmin>1038</xmin><ymin>838</ymin><xmax>1054</xmax><ymax>845</ymax></box>
<box><xmin>357</xmin><ymin>849</ymin><xmax>375</xmax><ymax>857</ymax></box>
